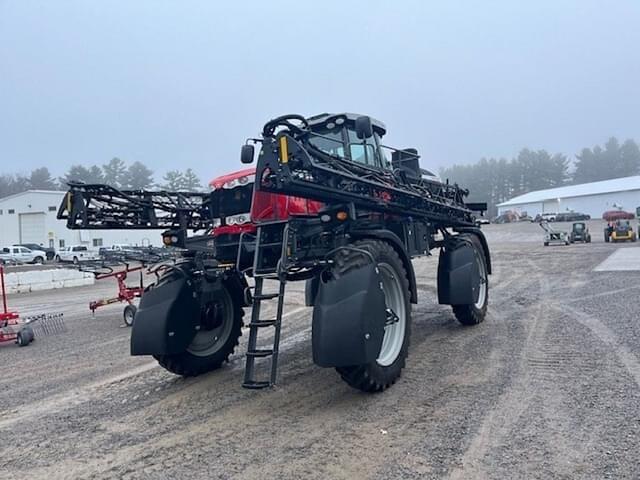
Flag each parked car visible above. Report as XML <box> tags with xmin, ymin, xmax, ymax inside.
<box><xmin>55</xmin><ymin>245</ymin><xmax>99</xmax><ymax>264</ymax></box>
<box><xmin>17</xmin><ymin>243</ymin><xmax>56</xmax><ymax>261</ymax></box>
<box><xmin>475</xmin><ymin>217</ymin><xmax>490</xmax><ymax>225</ymax></box>
<box><xmin>555</xmin><ymin>212</ymin><xmax>591</xmax><ymax>222</ymax></box>
<box><xmin>100</xmin><ymin>244</ymin><xmax>138</xmax><ymax>260</ymax></box>
<box><xmin>603</xmin><ymin>210</ymin><xmax>635</xmax><ymax>221</ymax></box>
<box><xmin>0</xmin><ymin>246</ymin><xmax>47</xmax><ymax>264</ymax></box>
<box><xmin>540</xmin><ymin>212</ymin><xmax>557</xmax><ymax>222</ymax></box>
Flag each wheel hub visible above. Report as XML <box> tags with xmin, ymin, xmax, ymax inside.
<box><xmin>201</xmin><ymin>301</ymin><xmax>224</xmax><ymax>330</ymax></box>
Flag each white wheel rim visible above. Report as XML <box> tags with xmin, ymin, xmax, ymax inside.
<box><xmin>376</xmin><ymin>263</ymin><xmax>406</xmax><ymax>367</ymax></box>
<box><xmin>474</xmin><ymin>250</ymin><xmax>488</xmax><ymax>309</ymax></box>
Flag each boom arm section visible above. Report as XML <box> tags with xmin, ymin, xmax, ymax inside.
<box><xmin>57</xmin><ymin>183</ymin><xmax>216</xmax><ymax>230</ymax></box>
<box><xmin>253</xmin><ymin>115</ymin><xmax>483</xmax><ymax>228</ymax></box>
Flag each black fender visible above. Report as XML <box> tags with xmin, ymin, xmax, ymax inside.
<box><xmin>454</xmin><ymin>227</ymin><xmax>491</xmax><ymax>275</ymax></box>
<box><xmin>437</xmin><ymin>234</ymin><xmax>483</xmax><ymax>306</ymax></box>
<box><xmin>350</xmin><ymin>229</ymin><xmax>418</xmax><ymax>304</ymax></box>
<box><xmin>312</xmin><ymin>263</ymin><xmax>386</xmax><ymax>367</ymax></box>
<box><xmin>131</xmin><ymin>267</ymin><xmax>248</xmax><ymax>356</ymax></box>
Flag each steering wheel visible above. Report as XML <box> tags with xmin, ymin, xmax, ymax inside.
<box><xmin>262</xmin><ymin>114</ymin><xmax>309</xmax><ymax>137</ymax></box>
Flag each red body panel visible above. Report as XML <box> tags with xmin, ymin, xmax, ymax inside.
<box><xmin>208</xmin><ymin>169</ymin><xmax>323</xmax><ymax>225</ymax></box>
<box><xmin>209</xmin><ymin>168</ymin><xmax>256</xmax><ymax>190</ymax></box>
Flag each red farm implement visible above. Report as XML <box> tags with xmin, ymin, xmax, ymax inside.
<box><xmin>0</xmin><ymin>265</ymin><xmax>65</xmax><ymax>346</ymax></box>
<box><xmin>89</xmin><ymin>264</ymin><xmax>146</xmax><ymax>326</ymax></box>
<box><xmin>83</xmin><ymin>249</ymin><xmax>175</xmax><ymax>326</ymax></box>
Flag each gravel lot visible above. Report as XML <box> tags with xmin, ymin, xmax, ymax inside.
<box><xmin>1</xmin><ymin>221</ymin><xmax>640</xmax><ymax>479</ymax></box>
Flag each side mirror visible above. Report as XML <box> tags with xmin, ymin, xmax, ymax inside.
<box><xmin>240</xmin><ymin>144</ymin><xmax>255</xmax><ymax>164</ymax></box>
<box><xmin>355</xmin><ymin>116</ymin><xmax>373</xmax><ymax>139</ymax></box>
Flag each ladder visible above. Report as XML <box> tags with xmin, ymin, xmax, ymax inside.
<box><xmin>242</xmin><ymin>226</ymin><xmax>287</xmax><ymax>389</ymax></box>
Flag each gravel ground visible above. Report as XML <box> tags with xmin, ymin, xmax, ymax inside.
<box><xmin>1</xmin><ymin>222</ymin><xmax>639</xmax><ymax>479</ymax></box>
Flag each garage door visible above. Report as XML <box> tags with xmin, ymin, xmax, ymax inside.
<box><xmin>19</xmin><ymin>213</ymin><xmax>46</xmax><ymax>244</ymax></box>
<box><xmin>542</xmin><ymin>200</ymin><xmax>559</xmax><ymax>213</ymax></box>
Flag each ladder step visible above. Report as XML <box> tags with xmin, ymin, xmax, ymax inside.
<box><xmin>258</xmin><ymin>241</ymin><xmax>283</xmax><ymax>247</ymax></box>
<box><xmin>242</xmin><ymin>381</ymin><xmax>272</xmax><ymax>389</ymax></box>
<box><xmin>249</xmin><ymin>319</ymin><xmax>277</xmax><ymax>328</ymax></box>
<box><xmin>246</xmin><ymin>348</ymin><xmax>274</xmax><ymax>358</ymax></box>
<box><xmin>253</xmin><ymin>293</ymin><xmax>280</xmax><ymax>301</ymax></box>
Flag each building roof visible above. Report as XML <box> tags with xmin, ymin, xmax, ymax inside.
<box><xmin>0</xmin><ymin>190</ymin><xmax>65</xmax><ymax>203</ymax></box>
<box><xmin>497</xmin><ymin>175</ymin><xmax>640</xmax><ymax>207</ymax></box>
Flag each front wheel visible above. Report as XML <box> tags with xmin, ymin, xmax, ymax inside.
<box><xmin>452</xmin><ymin>235</ymin><xmax>489</xmax><ymax>326</ymax></box>
<box><xmin>333</xmin><ymin>240</ymin><xmax>411</xmax><ymax>393</ymax></box>
<box><xmin>153</xmin><ymin>286</ymin><xmax>243</xmax><ymax>377</ymax></box>
<box><xmin>33</xmin><ymin>256</ymin><xmax>44</xmax><ymax>264</ymax></box>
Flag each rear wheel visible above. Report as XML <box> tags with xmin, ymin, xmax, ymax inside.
<box><xmin>17</xmin><ymin>326</ymin><xmax>34</xmax><ymax>346</ymax></box>
<box><xmin>123</xmin><ymin>304</ymin><xmax>137</xmax><ymax>327</ymax></box>
<box><xmin>452</xmin><ymin>235</ymin><xmax>489</xmax><ymax>326</ymax></box>
<box><xmin>154</xmin><ymin>286</ymin><xmax>243</xmax><ymax>377</ymax></box>
<box><xmin>333</xmin><ymin>240</ymin><xmax>411</xmax><ymax>393</ymax></box>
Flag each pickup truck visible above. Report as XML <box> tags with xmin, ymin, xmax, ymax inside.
<box><xmin>55</xmin><ymin>245</ymin><xmax>99</xmax><ymax>264</ymax></box>
<box><xmin>0</xmin><ymin>246</ymin><xmax>47</xmax><ymax>265</ymax></box>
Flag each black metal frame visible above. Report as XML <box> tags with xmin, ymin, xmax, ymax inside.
<box><xmin>253</xmin><ymin>114</ymin><xmax>483</xmax><ymax>230</ymax></box>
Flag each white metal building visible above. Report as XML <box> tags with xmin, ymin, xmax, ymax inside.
<box><xmin>497</xmin><ymin>175</ymin><xmax>640</xmax><ymax>218</ymax></box>
<box><xmin>0</xmin><ymin>190</ymin><xmax>161</xmax><ymax>250</ymax></box>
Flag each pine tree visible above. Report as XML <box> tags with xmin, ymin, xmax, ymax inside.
<box><xmin>182</xmin><ymin>168</ymin><xmax>202</xmax><ymax>191</ymax></box>
<box><xmin>102</xmin><ymin>157</ymin><xmax>128</xmax><ymax>188</ymax></box>
<box><xmin>29</xmin><ymin>167</ymin><xmax>58</xmax><ymax>190</ymax></box>
<box><xmin>162</xmin><ymin>170</ymin><xmax>186</xmax><ymax>190</ymax></box>
<box><xmin>125</xmin><ymin>161</ymin><xmax>154</xmax><ymax>190</ymax></box>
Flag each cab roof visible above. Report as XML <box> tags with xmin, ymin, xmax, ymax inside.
<box><xmin>307</xmin><ymin>113</ymin><xmax>387</xmax><ymax>137</ymax></box>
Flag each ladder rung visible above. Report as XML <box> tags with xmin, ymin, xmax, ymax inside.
<box><xmin>246</xmin><ymin>348</ymin><xmax>274</xmax><ymax>358</ymax></box>
<box><xmin>253</xmin><ymin>293</ymin><xmax>280</xmax><ymax>301</ymax></box>
<box><xmin>249</xmin><ymin>320</ymin><xmax>277</xmax><ymax>328</ymax></box>
<box><xmin>253</xmin><ymin>273</ymin><xmax>279</xmax><ymax>279</ymax></box>
<box><xmin>242</xmin><ymin>381</ymin><xmax>271</xmax><ymax>389</ymax></box>
<box><xmin>259</xmin><ymin>242</ymin><xmax>282</xmax><ymax>247</ymax></box>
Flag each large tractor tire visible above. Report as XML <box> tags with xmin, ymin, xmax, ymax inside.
<box><xmin>452</xmin><ymin>235</ymin><xmax>489</xmax><ymax>326</ymax></box>
<box><xmin>153</xmin><ymin>284</ymin><xmax>243</xmax><ymax>377</ymax></box>
<box><xmin>332</xmin><ymin>240</ymin><xmax>411</xmax><ymax>393</ymax></box>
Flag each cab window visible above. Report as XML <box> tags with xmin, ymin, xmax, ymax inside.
<box><xmin>308</xmin><ymin>127</ymin><xmax>345</xmax><ymax>158</ymax></box>
<box><xmin>346</xmin><ymin>129</ymin><xmax>382</xmax><ymax>167</ymax></box>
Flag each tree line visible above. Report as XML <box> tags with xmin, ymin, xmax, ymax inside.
<box><xmin>0</xmin><ymin>158</ymin><xmax>205</xmax><ymax>198</ymax></box>
<box><xmin>440</xmin><ymin>137</ymin><xmax>640</xmax><ymax>217</ymax></box>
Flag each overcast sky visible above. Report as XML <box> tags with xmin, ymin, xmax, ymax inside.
<box><xmin>1</xmin><ymin>0</ymin><xmax>639</xmax><ymax>184</ymax></box>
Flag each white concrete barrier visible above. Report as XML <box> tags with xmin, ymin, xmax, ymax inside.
<box><xmin>3</xmin><ymin>268</ymin><xmax>94</xmax><ymax>294</ymax></box>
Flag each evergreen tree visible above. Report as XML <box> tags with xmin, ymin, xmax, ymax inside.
<box><xmin>59</xmin><ymin>165</ymin><xmax>93</xmax><ymax>185</ymax></box>
<box><xmin>28</xmin><ymin>167</ymin><xmax>58</xmax><ymax>190</ymax></box>
<box><xmin>182</xmin><ymin>168</ymin><xmax>202</xmax><ymax>191</ymax></box>
<box><xmin>102</xmin><ymin>157</ymin><xmax>127</xmax><ymax>188</ymax></box>
<box><xmin>125</xmin><ymin>161</ymin><xmax>154</xmax><ymax>190</ymax></box>
<box><xmin>161</xmin><ymin>170</ymin><xmax>186</xmax><ymax>190</ymax></box>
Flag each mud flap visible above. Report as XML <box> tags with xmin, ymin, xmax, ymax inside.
<box><xmin>437</xmin><ymin>240</ymin><xmax>480</xmax><ymax>306</ymax></box>
<box><xmin>312</xmin><ymin>264</ymin><xmax>386</xmax><ymax>367</ymax></box>
<box><xmin>131</xmin><ymin>276</ymin><xmax>200</xmax><ymax>355</ymax></box>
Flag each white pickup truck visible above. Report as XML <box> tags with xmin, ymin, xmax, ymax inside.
<box><xmin>55</xmin><ymin>245</ymin><xmax>99</xmax><ymax>264</ymax></box>
<box><xmin>0</xmin><ymin>246</ymin><xmax>47</xmax><ymax>265</ymax></box>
